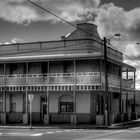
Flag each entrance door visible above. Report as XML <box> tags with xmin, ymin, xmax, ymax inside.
<box><xmin>40</xmin><ymin>96</ymin><xmax>47</xmax><ymax>122</ymax></box>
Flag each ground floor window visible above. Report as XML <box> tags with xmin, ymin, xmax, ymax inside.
<box><xmin>60</xmin><ymin>102</ymin><xmax>73</xmax><ymax>112</ymax></box>
<box><xmin>59</xmin><ymin>95</ymin><xmax>73</xmax><ymax>113</ymax></box>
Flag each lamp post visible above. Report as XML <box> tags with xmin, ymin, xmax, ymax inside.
<box><xmin>103</xmin><ymin>37</ymin><xmax>110</xmax><ymax>126</ymax></box>
<box><xmin>28</xmin><ymin>94</ymin><xmax>34</xmax><ymax>129</ymax></box>
<box><xmin>103</xmin><ymin>34</ymin><xmax>121</xmax><ymax>126</ymax></box>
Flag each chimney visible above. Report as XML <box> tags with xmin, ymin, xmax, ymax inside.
<box><xmin>76</xmin><ymin>23</ymin><xmax>100</xmax><ymax>39</ymax></box>
<box><xmin>61</xmin><ymin>36</ymin><xmax>66</xmax><ymax>40</ymax></box>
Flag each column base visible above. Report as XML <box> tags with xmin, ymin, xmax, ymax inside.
<box><xmin>23</xmin><ymin>113</ymin><xmax>28</xmax><ymax>125</ymax></box>
<box><xmin>96</xmin><ymin>115</ymin><xmax>104</xmax><ymax>125</ymax></box>
<box><xmin>44</xmin><ymin>114</ymin><xmax>50</xmax><ymax>125</ymax></box>
<box><xmin>131</xmin><ymin>112</ymin><xmax>137</xmax><ymax>120</ymax></box>
<box><xmin>71</xmin><ymin>114</ymin><xmax>77</xmax><ymax>125</ymax></box>
<box><xmin>111</xmin><ymin>114</ymin><xmax>115</xmax><ymax>124</ymax></box>
<box><xmin>104</xmin><ymin>110</ymin><xmax>108</xmax><ymax>125</ymax></box>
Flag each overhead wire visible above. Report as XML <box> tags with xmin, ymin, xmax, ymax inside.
<box><xmin>24</xmin><ymin>0</ymin><xmax>100</xmax><ymax>41</ymax></box>
<box><xmin>24</xmin><ymin>0</ymin><xmax>140</xmax><ymax>68</ymax></box>
<box><xmin>0</xmin><ymin>0</ymin><xmax>138</xmax><ymax>68</ymax></box>
<box><xmin>108</xmin><ymin>41</ymin><xmax>140</xmax><ymax>67</ymax></box>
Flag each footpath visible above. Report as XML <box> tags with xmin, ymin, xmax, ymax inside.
<box><xmin>0</xmin><ymin>119</ymin><xmax>140</xmax><ymax>129</ymax></box>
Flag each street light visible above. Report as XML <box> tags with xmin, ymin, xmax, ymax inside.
<box><xmin>28</xmin><ymin>94</ymin><xmax>34</xmax><ymax>129</ymax></box>
<box><xmin>103</xmin><ymin>34</ymin><xmax>121</xmax><ymax>126</ymax></box>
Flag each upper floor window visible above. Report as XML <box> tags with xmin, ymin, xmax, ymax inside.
<box><xmin>64</xmin><ymin>62</ymin><xmax>72</xmax><ymax>73</ymax></box>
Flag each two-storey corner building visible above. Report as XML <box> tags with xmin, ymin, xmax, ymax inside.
<box><xmin>0</xmin><ymin>23</ymin><xmax>136</xmax><ymax>125</ymax></box>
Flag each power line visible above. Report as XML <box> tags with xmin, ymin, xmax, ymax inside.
<box><xmin>109</xmin><ymin>42</ymin><xmax>140</xmax><ymax>67</ymax></box>
<box><xmin>23</xmin><ymin>0</ymin><xmax>140</xmax><ymax>68</ymax></box>
<box><xmin>25</xmin><ymin>0</ymin><xmax>100</xmax><ymax>41</ymax></box>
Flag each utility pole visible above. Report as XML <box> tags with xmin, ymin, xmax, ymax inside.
<box><xmin>104</xmin><ymin>37</ymin><xmax>110</xmax><ymax>126</ymax></box>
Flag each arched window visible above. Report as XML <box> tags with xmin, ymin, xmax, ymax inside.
<box><xmin>59</xmin><ymin>95</ymin><xmax>73</xmax><ymax>113</ymax></box>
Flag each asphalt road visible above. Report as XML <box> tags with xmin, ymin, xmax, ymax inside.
<box><xmin>0</xmin><ymin>127</ymin><xmax>140</xmax><ymax>140</ymax></box>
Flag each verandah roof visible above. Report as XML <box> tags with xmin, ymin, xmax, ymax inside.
<box><xmin>0</xmin><ymin>52</ymin><xmax>102</xmax><ymax>62</ymax></box>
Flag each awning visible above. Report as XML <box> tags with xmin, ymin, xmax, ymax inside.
<box><xmin>0</xmin><ymin>52</ymin><xmax>102</xmax><ymax>62</ymax></box>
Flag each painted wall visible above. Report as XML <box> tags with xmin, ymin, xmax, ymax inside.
<box><xmin>5</xmin><ymin>91</ymin><xmax>91</xmax><ymax>114</ymax></box>
<box><xmin>28</xmin><ymin>63</ymin><xmax>42</xmax><ymax>74</ymax></box>
<box><xmin>76</xmin><ymin>92</ymin><xmax>90</xmax><ymax>113</ymax></box>
<box><xmin>111</xmin><ymin>95</ymin><xmax>120</xmax><ymax>114</ymax></box>
<box><xmin>49</xmin><ymin>91</ymin><xmax>91</xmax><ymax>113</ymax></box>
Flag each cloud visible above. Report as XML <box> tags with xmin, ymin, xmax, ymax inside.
<box><xmin>11</xmin><ymin>38</ymin><xmax>22</xmax><ymax>43</ymax></box>
<box><xmin>92</xmin><ymin>3</ymin><xmax>140</xmax><ymax>89</ymax></box>
<box><xmin>93</xmin><ymin>3</ymin><xmax>140</xmax><ymax>60</ymax></box>
<box><xmin>94</xmin><ymin>3</ymin><xmax>140</xmax><ymax>41</ymax></box>
<box><xmin>0</xmin><ymin>0</ymin><xmax>100</xmax><ymax>24</ymax></box>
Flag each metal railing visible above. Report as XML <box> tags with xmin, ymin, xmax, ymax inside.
<box><xmin>0</xmin><ymin>72</ymin><xmax>134</xmax><ymax>89</ymax></box>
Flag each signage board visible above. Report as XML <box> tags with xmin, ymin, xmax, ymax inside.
<box><xmin>28</xmin><ymin>94</ymin><xmax>34</xmax><ymax>102</ymax></box>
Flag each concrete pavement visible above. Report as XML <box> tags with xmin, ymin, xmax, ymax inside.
<box><xmin>0</xmin><ymin>119</ymin><xmax>140</xmax><ymax>129</ymax></box>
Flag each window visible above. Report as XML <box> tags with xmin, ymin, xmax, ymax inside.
<box><xmin>0</xmin><ymin>94</ymin><xmax>3</xmax><ymax>113</ymax></box>
<box><xmin>59</xmin><ymin>95</ymin><xmax>73</xmax><ymax>113</ymax></box>
<box><xmin>10</xmin><ymin>94</ymin><xmax>16</xmax><ymax>113</ymax></box>
<box><xmin>64</xmin><ymin>62</ymin><xmax>72</xmax><ymax>73</ymax></box>
<box><xmin>41</xmin><ymin>96</ymin><xmax>47</xmax><ymax>102</ymax></box>
<box><xmin>60</xmin><ymin>102</ymin><xmax>73</xmax><ymax>112</ymax></box>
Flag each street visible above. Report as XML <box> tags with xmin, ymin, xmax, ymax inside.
<box><xmin>0</xmin><ymin>127</ymin><xmax>140</xmax><ymax>140</ymax></box>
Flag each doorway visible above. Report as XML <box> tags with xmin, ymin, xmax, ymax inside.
<box><xmin>40</xmin><ymin>96</ymin><xmax>47</xmax><ymax>122</ymax></box>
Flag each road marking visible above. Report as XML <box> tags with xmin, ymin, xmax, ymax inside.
<box><xmin>0</xmin><ymin>132</ymin><xmax>43</xmax><ymax>137</ymax></box>
<box><xmin>64</xmin><ymin>130</ymin><xmax>71</xmax><ymax>132</ymax></box>
<box><xmin>31</xmin><ymin>133</ymin><xmax>43</xmax><ymax>136</ymax></box>
<box><xmin>46</xmin><ymin>131</ymin><xmax>54</xmax><ymax>134</ymax></box>
<box><xmin>55</xmin><ymin>130</ymin><xmax>63</xmax><ymax>133</ymax></box>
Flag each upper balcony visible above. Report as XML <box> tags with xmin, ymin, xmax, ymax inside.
<box><xmin>0</xmin><ymin>72</ymin><xmax>134</xmax><ymax>91</ymax></box>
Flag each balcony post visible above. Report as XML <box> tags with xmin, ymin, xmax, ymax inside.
<box><xmin>126</xmin><ymin>93</ymin><xmax>128</xmax><ymax>114</ymax></box>
<box><xmin>71</xmin><ymin>59</ymin><xmax>77</xmax><ymax>125</ymax></box>
<box><xmin>134</xmin><ymin>70</ymin><xmax>135</xmax><ymax>89</ymax></box>
<box><xmin>125</xmin><ymin>68</ymin><xmax>129</xmax><ymax>120</ymax></box>
<box><xmin>100</xmin><ymin>59</ymin><xmax>102</xmax><ymax>84</ymax></box>
<box><xmin>1</xmin><ymin>63</ymin><xmax>6</xmax><ymax>124</ymax></box>
<box><xmin>99</xmin><ymin>59</ymin><xmax>102</xmax><ymax>115</ymax></box>
<box><xmin>23</xmin><ymin>62</ymin><xmax>28</xmax><ymax>125</ymax></box>
<box><xmin>133</xmin><ymin>70</ymin><xmax>136</xmax><ymax>119</ymax></box>
<box><xmin>134</xmin><ymin>70</ymin><xmax>136</xmax><ymax>113</ymax></box>
<box><xmin>119</xmin><ymin>65</ymin><xmax>122</xmax><ymax>115</ymax></box>
<box><xmin>44</xmin><ymin>61</ymin><xmax>50</xmax><ymax>125</ymax></box>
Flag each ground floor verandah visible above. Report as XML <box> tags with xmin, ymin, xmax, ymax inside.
<box><xmin>0</xmin><ymin>90</ymin><xmax>136</xmax><ymax>125</ymax></box>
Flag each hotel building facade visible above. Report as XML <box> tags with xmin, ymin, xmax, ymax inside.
<box><xmin>0</xmin><ymin>23</ymin><xmax>136</xmax><ymax>125</ymax></box>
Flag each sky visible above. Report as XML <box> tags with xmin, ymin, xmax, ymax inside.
<box><xmin>0</xmin><ymin>0</ymin><xmax>140</xmax><ymax>89</ymax></box>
